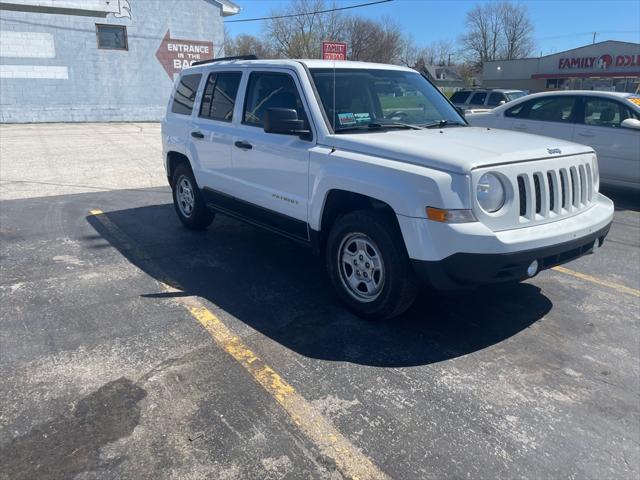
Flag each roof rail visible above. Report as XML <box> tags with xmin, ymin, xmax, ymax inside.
<box><xmin>191</xmin><ymin>55</ymin><xmax>258</xmax><ymax>66</ymax></box>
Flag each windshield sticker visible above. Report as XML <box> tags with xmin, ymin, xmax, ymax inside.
<box><xmin>354</xmin><ymin>112</ymin><xmax>371</xmax><ymax>124</ymax></box>
<box><xmin>628</xmin><ymin>97</ymin><xmax>640</xmax><ymax>107</ymax></box>
<box><xmin>337</xmin><ymin>112</ymin><xmax>356</xmax><ymax>126</ymax></box>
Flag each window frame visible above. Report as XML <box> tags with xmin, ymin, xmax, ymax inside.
<box><xmin>241</xmin><ymin>70</ymin><xmax>309</xmax><ymax>129</ymax></box>
<box><xmin>95</xmin><ymin>24</ymin><xmax>128</xmax><ymax>51</ymax></box>
<box><xmin>198</xmin><ymin>71</ymin><xmax>242</xmax><ymax>123</ymax></box>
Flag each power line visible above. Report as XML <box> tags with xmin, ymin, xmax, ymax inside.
<box><xmin>224</xmin><ymin>0</ymin><xmax>393</xmax><ymax>23</ymax></box>
<box><xmin>535</xmin><ymin>30</ymin><xmax>639</xmax><ymax>41</ymax></box>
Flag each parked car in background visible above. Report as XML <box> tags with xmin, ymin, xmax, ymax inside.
<box><xmin>451</xmin><ymin>88</ymin><xmax>527</xmax><ymax>114</ymax></box>
<box><xmin>467</xmin><ymin>91</ymin><xmax>640</xmax><ymax>190</ymax></box>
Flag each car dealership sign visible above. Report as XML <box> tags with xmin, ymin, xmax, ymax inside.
<box><xmin>558</xmin><ymin>53</ymin><xmax>640</xmax><ymax>70</ymax></box>
<box><xmin>322</xmin><ymin>41</ymin><xmax>347</xmax><ymax>60</ymax></box>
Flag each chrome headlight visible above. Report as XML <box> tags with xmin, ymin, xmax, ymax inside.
<box><xmin>477</xmin><ymin>173</ymin><xmax>505</xmax><ymax>213</ymax></box>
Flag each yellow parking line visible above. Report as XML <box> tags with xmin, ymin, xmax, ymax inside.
<box><xmin>89</xmin><ymin>209</ymin><xmax>388</xmax><ymax>480</ymax></box>
<box><xmin>552</xmin><ymin>266</ymin><xmax>640</xmax><ymax>298</ymax></box>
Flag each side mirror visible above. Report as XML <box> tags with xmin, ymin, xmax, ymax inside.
<box><xmin>264</xmin><ymin>108</ymin><xmax>311</xmax><ymax>138</ymax></box>
<box><xmin>498</xmin><ymin>100</ymin><xmax>506</xmax><ymax>106</ymax></box>
<box><xmin>621</xmin><ymin>118</ymin><xmax>640</xmax><ymax>130</ymax></box>
<box><xmin>455</xmin><ymin>106</ymin><xmax>465</xmax><ymax>118</ymax></box>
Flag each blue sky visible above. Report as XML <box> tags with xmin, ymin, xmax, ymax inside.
<box><xmin>225</xmin><ymin>0</ymin><xmax>640</xmax><ymax>56</ymax></box>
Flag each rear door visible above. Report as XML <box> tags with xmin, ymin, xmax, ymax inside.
<box><xmin>190</xmin><ymin>70</ymin><xmax>243</xmax><ymax>192</ymax></box>
<box><xmin>503</xmin><ymin>95</ymin><xmax>578</xmax><ymax>141</ymax></box>
<box><xmin>574</xmin><ymin>96</ymin><xmax>640</xmax><ymax>186</ymax></box>
<box><xmin>227</xmin><ymin>68</ymin><xmax>315</xmax><ymax>241</ymax></box>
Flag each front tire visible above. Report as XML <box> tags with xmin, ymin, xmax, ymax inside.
<box><xmin>326</xmin><ymin>210</ymin><xmax>418</xmax><ymax>320</ymax></box>
<box><xmin>171</xmin><ymin>163</ymin><xmax>214</xmax><ymax>230</ymax></box>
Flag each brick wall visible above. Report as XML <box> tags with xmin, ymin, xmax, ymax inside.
<box><xmin>0</xmin><ymin>0</ymin><xmax>226</xmax><ymax>122</ymax></box>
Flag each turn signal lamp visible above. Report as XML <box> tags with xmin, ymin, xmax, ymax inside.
<box><xmin>426</xmin><ymin>207</ymin><xmax>476</xmax><ymax>223</ymax></box>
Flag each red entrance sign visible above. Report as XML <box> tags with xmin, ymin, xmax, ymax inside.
<box><xmin>322</xmin><ymin>41</ymin><xmax>347</xmax><ymax>60</ymax></box>
<box><xmin>156</xmin><ymin>30</ymin><xmax>214</xmax><ymax>79</ymax></box>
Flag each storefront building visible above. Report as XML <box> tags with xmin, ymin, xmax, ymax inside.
<box><xmin>0</xmin><ymin>0</ymin><xmax>239</xmax><ymax>122</ymax></box>
<box><xmin>482</xmin><ymin>40</ymin><xmax>640</xmax><ymax>94</ymax></box>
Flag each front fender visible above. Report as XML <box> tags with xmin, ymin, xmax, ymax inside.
<box><xmin>308</xmin><ymin>148</ymin><xmax>471</xmax><ymax>230</ymax></box>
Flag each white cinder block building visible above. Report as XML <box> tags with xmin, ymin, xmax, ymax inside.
<box><xmin>0</xmin><ymin>0</ymin><xmax>240</xmax><ymax>122</ymax></box>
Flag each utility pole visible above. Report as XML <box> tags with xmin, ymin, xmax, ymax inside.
<box><xmin>592</xmin><ymin>32</ymin><xmax>597</xmax><ymax>44</ymax></box>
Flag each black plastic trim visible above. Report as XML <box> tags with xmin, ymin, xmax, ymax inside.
<box><xmin>203</xmin><ymin>187</ymin><xmax>310</xmax><ymax>242</ymax></box>
<box><xmin>411</xmin><ymin>222</ymin><xmax>611</xmax><ymax>290</ymax></box>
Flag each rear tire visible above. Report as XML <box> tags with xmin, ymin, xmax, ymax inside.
<box><xmin>326</xmin><ymin>210</ymin><xmax>418</xmax><ymax>320</ymax></box>
<box><xmin>171</xmin><ymin>163</ymin><xmax>214</xmax><ymax>230</ymax></box>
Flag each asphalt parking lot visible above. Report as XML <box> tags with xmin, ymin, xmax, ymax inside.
<box><xmin>1</xmin><ymin>123</ymin><xmax>639</xmax><ymax>479</ymax></box>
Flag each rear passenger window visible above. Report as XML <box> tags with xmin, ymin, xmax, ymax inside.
<box><xmin>526</xmin><ymin>97</ymin><xmax>576</xmax><ymax>123</ymax></box>
<box><xmin>199</xmin><ymin>72</ymin><xmax>242</xmax><ymax>122</ymax></box>
<box><xmin>243</xmin><ymin>72</ymin><xmax>306</xmax><ymax>127</ymax></box>
<box><xmin>487</xmin><ymin>92</ymin><xmax>505</xmax><ymax>106</ymax></box>
<box><xmin>171</xmin><ymin>74</ymin><xmax>201</xmax><ymax>115</ymax></box>
<box><xmin>450</xmin><ymin>91</ymin><xmax>470</xmax><ymax>103</ymax></box>
<box><xmin>469</xmin><ymin>92</ymin><xmax>487</xmax><ymax>105</ymax></box>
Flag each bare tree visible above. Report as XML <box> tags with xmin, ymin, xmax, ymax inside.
<box><xmin>345</xmin><ymin>16</ymin><xmax>403</xmax><ymax>64</ymax></box>
<box><xmin>225</xmin><ymin>33</ymin><xmax>276</xmax><ymax>58</ymax></box>
<box><xmin>265</xmin><ymin>0</ymin><xmax>346</xmax><ymax>58</ymax></box>
<box><xmin>347</xmin><ymin>17</ymin><xmax>383</xmax><ymax>62</ymax></box>
<box><xmin>461</xmin><ymin>1</ymin><xmax>532</xmax><ymax>68</ymax></box>
<box><xmin>433</xmin><ymin>39</ymin><xmax>455</xmax><ymax>66</ymax></box>
<box><xmin>500</xmin><ymin>2</ymin><xmax>533</xmax><ymax>60</ymax></box>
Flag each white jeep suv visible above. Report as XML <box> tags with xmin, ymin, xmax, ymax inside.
<box><xmin>161</xmin><ymin>56</ymin><xmax>614</xmax><ymax>320</ymax></box>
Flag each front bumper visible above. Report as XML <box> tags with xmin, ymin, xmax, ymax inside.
<box><xmin>399</xmin><ymin>193</ymin><xmax>614</xmax><ymax>290</ymax></box>
<box><xmin>411</xmin><ymin>222</ymin><xmax>611</xmax><ymax>290</ymax></box>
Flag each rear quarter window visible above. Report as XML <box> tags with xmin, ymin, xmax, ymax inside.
<box><xmin>469</xmin><ymin>92</ymin><xmax>487</xmax><ymax>105</ymax></box>
<box><xmin>450</xmin><ymin>91</ymin><xmax>470</xmax><ymax>104</ymax></box>
<box><xmin>487</xmin><ymin>92</ymin><xmax>506</xmax><ymax>106</ymax></box>
<box><xmin>171</xmin><ymin>74</ymin><xmax>202</xmax><ymax>115</ymax></box>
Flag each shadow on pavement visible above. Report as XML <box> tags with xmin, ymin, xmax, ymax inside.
<box><xmin>87</xmin><ymin>204</ymin><xmax>552</xmax><ymax>368</ymax></box>
<box><xmin>600</xmin><ymin>185</ymin><xmax>640</xmax><ymax>212</ymax></box>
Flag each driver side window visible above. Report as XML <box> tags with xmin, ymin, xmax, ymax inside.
<box><xmin>242</xmin><ymin>72</ymin><xmax>307</xmax><ymax>128</ymax></box>
<box><xmin>583</xmin><ymin>98</ymin><xmax>636</xmax><ymax>128</ymax></box>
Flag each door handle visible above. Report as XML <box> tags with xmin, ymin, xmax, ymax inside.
<box><xmin>577</xmin><ymin>131</ymin><xmax>595</xmax><ymax>137</ymax></box>
<box><xmin>514</xmin><ymin>123</ymin><xmax>528</xmax><ymax>129</ymax></box>
<box><xmin>234</xmin><ymin>140</ymin><xmax>253</xmax><ymax>150</ymax></box>
<box><xmin>191</xmin><ymin>131</ymin><xmax>204</xmax><ymax>139</ymax></box>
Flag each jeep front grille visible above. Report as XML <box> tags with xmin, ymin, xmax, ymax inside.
<box><xmin>516</xmin><ymin>162</ymin><xmax>594</xmax><ymax>221</ymax></box>
<box><xmin>472</xmin><ymin>153</ymin><xmax>598</xmax><ymax>231</ymax></box>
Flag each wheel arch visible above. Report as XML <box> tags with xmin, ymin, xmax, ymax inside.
<box><xmin>166</xmin><ymin>151</ymin><xmax>192</xmax><ymax>185</ymax></box>
<box><xmin>316</xmin><ymin>189</ymin><xmax>405</xmax><ymax>252</ymax></box>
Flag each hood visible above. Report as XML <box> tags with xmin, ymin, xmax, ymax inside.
<box><xmin>327</xmin><ymin>127</ymin><xmax>593</xmax><ymax>174</ymax></box>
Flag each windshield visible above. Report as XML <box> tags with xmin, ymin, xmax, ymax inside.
<box><xmin>505</xmin><ymin>91</ymin><xmax>526</xmax><ymax>102</ymax></box>
<box><xmin>309</xmin><ymin>68</ymin><xmax>465</xmax><ymax>132</ymax></box>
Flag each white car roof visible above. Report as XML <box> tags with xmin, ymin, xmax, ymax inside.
<box><xmin>487</xmin><ymin>89</ymin><xmax>640</xmax><ymax>113</ymax></box>
<box><xmin>181</xmin><ymin>58</ymin><xmax>415</xmax><ymax>74</ymax></box>
<box><xmin>518</xmin><ymin>90</ymin><xmax>634</xmax><ymax>100</ymax></box>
